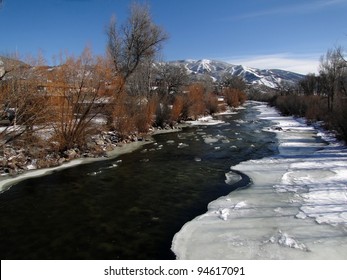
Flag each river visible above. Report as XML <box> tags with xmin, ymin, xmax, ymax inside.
<box><xmin>0</xmin><ymin>100</ymin><xmax>276</xmax><ymax>259</ymax></box>
<box><xmin>0</xmin><ymin>101</ymin><xmax>279</xmax><ymax>259</ymax></box>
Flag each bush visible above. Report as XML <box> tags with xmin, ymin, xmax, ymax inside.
<box><xmin>205</xmin><ymin>92</ymin><xmax>219</xmax><ymax>114</ymax></box>
<box><xmin>187</xmin><ymin>84</ymin><xmax>206</xmax><ymax>119</ymax></box>
<box><xmin>272</xmin><ymin>93</ymin><xmax>347</xmax><ymax>142</ymax></box>
<box><xmin>171</xmin><ymin>95</ymin><xmax>186</xmax><ymax>122</ymax></box>
<box><xmin>223</xmin><ymin>88</ymin><xmax>247</xmax><ymax>107</ymax></box>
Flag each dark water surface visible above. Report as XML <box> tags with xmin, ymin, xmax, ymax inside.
<box><xmin>0</xmin><ymin>102</ymin><xmax>277</xmax><ymax>259</ymax></box>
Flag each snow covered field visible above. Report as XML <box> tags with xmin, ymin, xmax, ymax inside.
<box><xmin>172</xmin><ymin>103</ymin><xmax>347</xmax><ymax>259</ymax></box>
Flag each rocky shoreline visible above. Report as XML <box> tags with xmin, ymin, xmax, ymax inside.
<box><xmin>0</xmin><ymin>125</ymin><xmax>183</xmax><ymax>179</ymax></box>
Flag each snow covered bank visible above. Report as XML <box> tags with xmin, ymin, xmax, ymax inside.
<box><xmin>172</xmin><ymin>103</ymin><xmax>347</xmax><ymax>259</ymax></box>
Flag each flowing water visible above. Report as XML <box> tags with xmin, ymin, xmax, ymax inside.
<box><xmin>0</xmin><ymin>102</ymin><xmax>278</xmax><ymax>259</ymax></box>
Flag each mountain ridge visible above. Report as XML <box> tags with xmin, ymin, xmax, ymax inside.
<box><xmin>167</xmin><ymin>59</ymin><xmax>304</xmax><ymax>89</ymax></box>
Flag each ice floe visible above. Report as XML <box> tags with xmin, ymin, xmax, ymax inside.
<box><xmin>172</xmin><ymin>103</ymin><xmax>347</xmax><ymax>259</ymax></box>
<box><xmin>187</xmin><ymin>115</ymin><xmax>225</xmax><ymax>126</ymax></box>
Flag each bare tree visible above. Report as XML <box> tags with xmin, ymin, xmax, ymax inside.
<box><xmin>319</xmin><ymin>47</ymin><xmax>347</xmax><ymax>112</ymax></box>
<box><xmin>221</xmin><ymin>73</ymin><xmax>247</xmax><ymax>91</ymax></box>
<box><xmin>299</xmin><ymin>73</ymin><xmax>318</xmax><ymax>96</ymax></box>
<box><xmin>126</xmin><ymin>56</ymin><xmax>154</xmax><ymax>97</ymax></box>
<box><xmin>156</xmin><ymin>63</ymin><xmax>189</xmax><ymax>96</ymax></box>
<box><xmin>106</xmin><ymin>2</ymin><xmax>168</xmax><ymax>90</ymax></box>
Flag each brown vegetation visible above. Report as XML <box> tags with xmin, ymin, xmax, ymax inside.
<box><xmin>223</xmin><ymin>88</ymin><xmax>247</xmax><ymax>108</ymax></box>
<box><xmin>48</xmin><ymin>48</ymin><xmax>114</xmax><ymax>152</ymax></box>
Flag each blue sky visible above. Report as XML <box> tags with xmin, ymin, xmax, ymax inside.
<box><xmin>1</xmin><ymin>0</ymin><xmax>346</xmax><ymax>74</ymax></box>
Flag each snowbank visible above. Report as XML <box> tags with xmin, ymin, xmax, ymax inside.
<box><xmin>172</xmin><ymin>103</ymin><xmax>347</xmax><ymax>259</ymax></box>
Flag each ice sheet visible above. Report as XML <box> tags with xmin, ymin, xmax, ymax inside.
<box><xmin>172</xmin><ymin>103</ymin><xmax>347</xmax><ymax>259</ymax></box>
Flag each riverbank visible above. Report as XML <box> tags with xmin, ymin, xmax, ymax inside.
<box><xmin>0</xmin><ymin>139</ymin><xmax>149</xmax><ymax>193</ymax></box>
<box><xmin>0</xmin><ymin>124</ymin><xmax>188</xmax><ymax>193</ymax></box>
<box><xmin>0</xmin><ymin>106</ymin><xmax>237</xmax><ymax>193</ymax></box>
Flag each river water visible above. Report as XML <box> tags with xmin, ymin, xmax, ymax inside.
<box><xmin>0</xmin><ymin>102</ymin><xmax>278</xmax><ymax>259</ymax></box>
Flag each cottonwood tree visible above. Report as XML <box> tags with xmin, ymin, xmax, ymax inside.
<box><xmin>319</xmin><ymin>47</ymin><xmax>347</xmax><ymax>112</ymax></box>
<box><xmin>221</xmin><ymin>74</ymin><xmax>247</xmax><ymax>92</ymax></box>
<box><xmin>156</xmin><ymin>63</ymin><xmax>189</xmax><ymax>96</ymax></box>
<box><xmin>126</xmin><ymin>56</ymin><xmax>154</xmax><ymax>97</ymax></box>
<box><xmin>105</xmin><ymin>3</ymin><xmax>168</xmax><ymax>133</ymax></box>
<box><xmin>299</xmin><ymin>73</ymin><xmax>318</xmax><ymax>96</ymax></box>
<box><xmin>106</xmin><ymin>2</ymin><xmax>168</xmax><ymax>91</ymax></box>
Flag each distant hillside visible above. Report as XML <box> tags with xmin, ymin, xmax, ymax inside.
<box><xmin>168</xmin><ymin>59</ymin><xmax>304</xmax><ymax>89</ymax></box>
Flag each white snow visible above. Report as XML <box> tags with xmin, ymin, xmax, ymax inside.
<box><xmin>187</xmin><ymin>115</ymin><xmax>225</xmax><ymax>126</ymax></box>
<box><xmin>172</xmin><ymin>102</ymin><xmax>347</xmax><ymax>259</ymax></box>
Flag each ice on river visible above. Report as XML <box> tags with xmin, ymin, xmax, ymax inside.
<box><xmin>187</xmin><ymin>115</ymin><xmax>225</xmax><ymax>126</ymax></box>
<box><xmin>172</xmin><ymin>103</ymin><xmax>347</xmax><ymax>259</ymax></box>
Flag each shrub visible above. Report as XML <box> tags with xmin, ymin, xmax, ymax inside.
<box><xmin>205</xmin><ymin>92</ymin><xmax>219</xmax><ymax>114</ymax></box>
<box><xmin>223</xmin><ymin>88</ymin><xmax>247</xmax><ymax>108</ymax></box>
<box><xmin>187</xmin><ymin>84</ymin><xmax>206</xmax><ymax>119</ymax></box>
<box><xmin>171</xmin><ymin>95</ymin><xmax>186</xmax><ymax>122</ymax></box>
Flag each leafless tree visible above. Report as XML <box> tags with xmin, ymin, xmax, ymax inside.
<box><xmin>156</xmin><ymin>63</ymin><xmax>189</xmax><ymax>96</ymax></box>
<box><xmin>319</xmin><ymin>47</ymin><xmax>347</xmax><ymax>111</ymax></box>
<box><xmin>221</xmin><ymin>73</ymin><xmax>247</xmax><ymax>91</ymax></box>
<box><xmin>299</xmin><ymin>73</ymin><xmax>318</xmax><ymax>95</ymax></box>
<box><xmin>106</xmin><ymin>2</ymin><xmax>168</xmax><ymax>90</ymax></box>
<box><xmin>126</xmin><ymin>57</ymin><xmax>154</xmax><ymax>97</ymax></box>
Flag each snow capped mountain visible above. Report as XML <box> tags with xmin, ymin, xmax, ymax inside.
<box><xmin>168</xmin><ymin>59</ymin><xmax>304</xmax><ymax>89</ymax></box>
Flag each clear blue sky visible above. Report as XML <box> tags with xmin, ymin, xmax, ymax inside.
<box><xmin>1</xmin><ymin>0</ymin><xmax>347</xmax><ymax>74</ymax></box>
